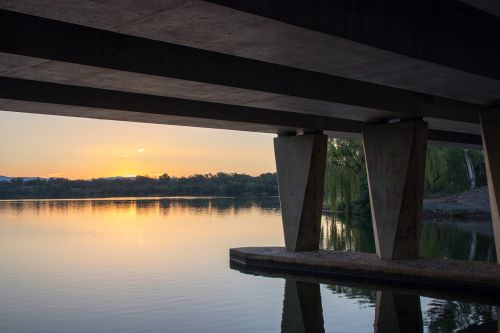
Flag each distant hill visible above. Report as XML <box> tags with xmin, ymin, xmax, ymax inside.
<box><xmin>0</xmin><ymin>176</ymin><xmax>133</xmax><ymax>182</ymax></box>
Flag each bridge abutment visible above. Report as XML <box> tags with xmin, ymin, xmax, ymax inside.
<box><xmin>363</xmin><ymin>120</ymin><xmax>428</xmax><ymax>259</ymax></box>
<box><xmin>274</xmin><ymin>133</ymin><xmax>328</xmax><ymax>251</ymax></box>
<box><xmin>480</xmin><ymin>107</ymin><xmax>500</xmax><ymax>263</ymax></box>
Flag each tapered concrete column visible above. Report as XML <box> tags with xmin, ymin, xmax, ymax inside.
<box><xmin>374</xmin><ymin>291</ymin><xmax>423</xmax><ymax>333</ymax></box>
<box><xmin>480</xmin><ymin>107</ymin><xmax>500</xmax><ymax>263</ymax></box>
<box><xmin>363</xmin><ymin>120</ymin><xmax>428</xmax><ymax>259</ymax></box>
<box><xmin>274</xmin><ymin>133</ymin><xmax>328</xmax><ymax>251</ymax></box>
<box><xmin>281</xmin><ymin>279</ymin><xmax>325</xmax><ymax>333</ymax></box>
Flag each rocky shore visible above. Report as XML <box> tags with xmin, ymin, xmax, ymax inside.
<box><xmin>423</xmin><ymin>186</ymin><xmax>491</xmax><ymax>220</ymax></box>
<box><xmin>323</xmin><ymin>187</ymin><xmax>493</xmax><ymax>220</ymax></box>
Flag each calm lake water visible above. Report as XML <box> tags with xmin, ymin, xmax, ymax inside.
<box><xmin>0</xmin><ymin>197</ymin><xmax>498</xmax><ymax>332</ymax></box>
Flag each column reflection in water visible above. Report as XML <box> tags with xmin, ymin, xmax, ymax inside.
<box><xmin>279</xmin><ymin>279</ymin><xmax>428</xmax><ymax>333</ymax></box>
<box><xmin>281</xmin><ymin>279</ymin><xmax>324</xmax><ymax>333</ymax></box>
<box><xmin>374</xmin><ymin>291</ymin><xmax>422</xmax><ymax>333</ymax></box>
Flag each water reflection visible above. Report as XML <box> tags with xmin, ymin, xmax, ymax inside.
<box><xmin>2</xmin><ymin>197</ymin><xmax>496</xmax><ymax>263</ymax></box>
<box><xmin>1</xmin><ymin>196</ymin><xmax>496</xmax><ymax>264</ymax></box>
<box><xmin>1</xmin><ymin>197</ymin><xmax>498</xmax><ymax>332</ymax></box>
<box><xmin>374</xmin><ymin>291</ymin><xmax>422</xmax><ymax>333</ymax></box>
<box><xmin>281</xmin><ymin>279</ymin><xmax>324</xmax><ymax>333</ymax></box>
<box><xmin>320</xmin><ymin>213</ymin><xmax>497</xmax><ymax>262</ymax></box>
<box><xmin>1</xmin><ymin>197</ymin><xmax>281</xmax><ymax>217</ymax></box>
<box><xmin>237</xmin><ymin>264</ymin><xmax>500</xmax><ymax>333</ymax></box>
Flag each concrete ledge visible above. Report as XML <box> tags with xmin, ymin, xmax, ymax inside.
<box><xmin>230</xmin><ymin>247</ymin><xmax>500</xmax><ymax>295</ymax></box>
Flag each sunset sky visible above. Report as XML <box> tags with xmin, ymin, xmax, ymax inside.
<box><xmin>0</xmin><ymin>111</ymin><xmax>276</xmax><ymax>179</ymax></box>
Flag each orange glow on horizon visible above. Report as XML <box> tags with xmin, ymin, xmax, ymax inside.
<box><xmin>0</xmin><ymin>111</ymin><xmax>276</xmax><ymax>179</ymax></box>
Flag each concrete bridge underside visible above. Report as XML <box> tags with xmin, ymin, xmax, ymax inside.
<box><xmin>2</xmin><ymin>1</ymin><xmax>500</xmax><ymax>273</ymax></box>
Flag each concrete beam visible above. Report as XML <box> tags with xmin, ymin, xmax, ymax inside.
<box><xmin>3</xmin><ymin>2</ymin><xmax>500</xmax><ymax>106</ymax></box>
<box><xmin>479</xmin><ymin>107</ymin><xmax>500</xmax><ymax>263</ymax></box>
<box><xmin>363</xmin><ymin>120</ymin><xmax>428</xmax><ymax>259</ymax></box>
<box><xmin>0</xmin><ymin>77</ymin><xmax>483</xmax><ymax>146</ymax></box>
<box><xmin>281</xmin><ymin>279</ymin><xmax>324</xmax><ymax>333</ymax></box>
<box><xmin>274</xmin><ymin>133</ymin><xmax>327</xmax><ymax>251</ymax></box>
<box><xmin>0</xmin><ymin>9</ymin><xmax>482</xmax><ymax>124</ymax></box>
<box><xmin>0</xmin><ymin>76</ymin><xmax>359</xmax><ymax>135</ymax></box>
<box><xmin>374</xmin><ymin>292</ymin><xmax>423</xmax><ymax>333</ymax></box>
<box><xmin>210</xmin><ymin>0</ymin><xmax>500</xmax><ymax>81</ymax></box>
<box><xmin>0</xmin><ymin>76</ymin><xmax>483</xmax><ymax>145</ymax></box>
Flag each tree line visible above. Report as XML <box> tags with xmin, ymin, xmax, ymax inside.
<box><xmin>0</xmin><ymin>173</ymin><xmax>278</xmax><ymax>199</ymax></box>
<box><xmin>324</xmin><ymin>138</ymin><xmax>487</xmax><ymax>214</ymax></box>
<box><xmin>1</xmin><ymin>140</ymin><xmax>486</xmax><ymax>204</ymax></box>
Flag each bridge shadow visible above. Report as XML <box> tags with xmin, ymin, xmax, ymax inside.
<box><xmin>232</xmin><ymin>263</ymin><xmax>500</xmax><ymax>333</ymax></box>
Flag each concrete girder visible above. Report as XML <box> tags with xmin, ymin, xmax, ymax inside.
<box><xmin>0</xmin><ymin>76</ymin><xmax>483</xmax><ymax>146</ymax></box>
<box><xmin>209</xmin><ymin>0</ymin><xmax>500</xmax><ymax>82</ymax></box>
<box><xmin>0</xmin><ymin>9</ymin><xmax>483</xmax><ymax>126</ymax></box>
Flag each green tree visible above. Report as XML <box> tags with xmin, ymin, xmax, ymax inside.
<box><xmin>324</xmin><ymin>138</ymin><xmax>365</xmax><ymax>214</ymax></box>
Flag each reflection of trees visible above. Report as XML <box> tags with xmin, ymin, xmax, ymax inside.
<box><xmin>319</xmin><ymin>215</ymin><xmax>499</xmax><ymax>331</ymax></box>
<box><xmin>326</xmin><ymin>284</ymin><xmax>376</xmax><ymax>308</ymax></box>
<box><xmin>319</xmin><ymin>213</ymin><xmax>496</xmax><ymax>262</ymax></box>
<box><xmin>320</xmin><ymin>214</ymin><xmax>375</xmax><ymax>253</ymax></box>
<box><xmin>325</xmin><ymin>284</ymin><xmax>499</xmax><ymax>332</ymax></box>
<box><xmin>419</xmin><ymin>223</ymin><xmax>497</xmax><ymax>262</ymax></box>
<box><xmin>0</xmin><ymin>197</ymin><xmax>282</xmax><ymax>219</ymax></box>
<box><xmin>424</xmin><ymin>299</ymin><xmax>499</xmax><ymax>333</ymax></box>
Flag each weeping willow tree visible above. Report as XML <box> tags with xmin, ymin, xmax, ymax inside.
<box><xmin>425</xmin><ymin>146</ymin><xmax>486</xmax><ymax>195</ymax></box>
<box><xmin>324</xmin><ymin>138</ymin><xmax>366</xmax><ymax>214</ymax></box>
<box><xmin>325</xmin><ymin>139</ymin><xmax>487</xmax><ymax>213</ymax></box>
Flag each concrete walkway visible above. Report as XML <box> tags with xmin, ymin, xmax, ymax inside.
<box><xmin>230</xmin><ymin>247</ymin><xmax>500</xmax><ymax>294</ymax></box>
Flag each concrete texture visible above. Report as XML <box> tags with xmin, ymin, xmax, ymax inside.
<box><xmin>281</xmin><ymin>279</ymin><xmax>324</xmax><ymax>333</ymax></box>
<box><xmin>2</xmin><ymin>1</ymin><xmax>500</xmax><ymax>106</ymax></box>
<box><xmin>0</xmin><ymin>77</ymin><xmax>481</xmax><ymax>146</ymax></box>
<box><xmin>0</xmin><ymin>10</ymin><xmax>484</xmax><ymax>127</ymax></box>
<box><xmin>274</xmin><ymin>134</ymin><xmax>327</xmax><ymax>251</ymax></box>
<box><xmin>210</xmin><ymin>1</ymin><xmax>500</xmax><ymax>84</ymax></box>
<box><xmin>374</xmin><ymin>292</ymin><xmax>423</xmax><ymax>333</ymax></box>
<box><xmin>480</xmin><ymin>107</ymin><xmax>500</xmax><ymax>263</ymax></box>
<box><xmin>460</xmin><ymin>0</ymin><xmax>500</xmax><ymax>18</ymax></box>
<box><xmin>363</xmin><ymin>120</ymin><xmax>428</xmax><ymax>259</ymax></box>
<box><xmin>0</xmin><ymin>7</ymin><xmax>497</xmax><ymax>144</ymax></box>
<box><xmin>230</xmin><ymin>247</ymin><xmax>500</xmax><ymax>293</ymax></box>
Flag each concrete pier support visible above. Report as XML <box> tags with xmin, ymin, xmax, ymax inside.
<box><xmin>274</xmin><ymin>133</ymin><xmax>328</xmax><ymax>251</ymax></box>
<box><xmin>479</xmin><ymin>107</ymin><xmax>500</xmax><ymax>263</ymax></box>
<box><xmin>363</xmin><ymin>120</ymin><xmax>428</xmax><ymax>259</ymax></box>
<box><xmin>374</xmin><ymin>292</ymin><xmax>423</xmax><ymax>333</ymax></box>
<box><xmin>281</xmin><ymin>279</ymin><xmax>325</xmax><ymax>333</ymax></box>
